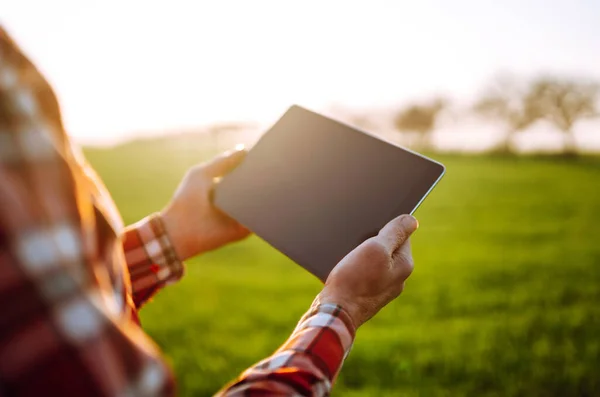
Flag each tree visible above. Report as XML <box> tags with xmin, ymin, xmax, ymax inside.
<box><xmin>394</xmin><ymin>98</ymin><xmax>446</xmax><ymax>151</ymax></box>
<box><xmin>525</xmin><ymin>77</ymin><xmax>599</xmax><ymax>155</ymax></box>
<box><xmin>473</xmin><ymin>75</ymin><xmax>538</xmax><ymax>154</ymax></box>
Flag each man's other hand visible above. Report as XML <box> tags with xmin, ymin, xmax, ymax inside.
<box><xmin>160</xmin><ymin>147</ymin><xmax>251</xmax><ymax>260</ymax></box>
<box><xmin>317</xmin><ymin>214</ymin><xmax>418</xmax><ymax>328</ymax></box>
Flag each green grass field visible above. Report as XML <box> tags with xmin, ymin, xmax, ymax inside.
<box><xmin>85</xmin><ymin>138</ymin><xmax>600</xmax><ymax>397</ymax></box>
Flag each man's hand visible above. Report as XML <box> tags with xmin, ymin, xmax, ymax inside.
<box><xmin>316</xmin><ymin>214</ymin><xmax>418</xmax><ymax>328</ymax></box>
<box><xmin>160</xmin><ymin>147</ymin><xmax>251</xmax><ymax>260</ymax></box>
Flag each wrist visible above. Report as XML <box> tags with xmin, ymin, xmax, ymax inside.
<box><xmin>159</xmin><ymin>208</ymin><xmax>195</xmax><ymax>261</ymax></box>
<box><xmin>315</xmin><ymin>288</ymin><xmax>365</xmax><ymax>330</ymax></box>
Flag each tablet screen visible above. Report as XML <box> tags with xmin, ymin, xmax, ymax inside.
<box><xmin>214</xmin><ymin>105</ymin><xmax>445</xmax><ymax>281</ymax></box>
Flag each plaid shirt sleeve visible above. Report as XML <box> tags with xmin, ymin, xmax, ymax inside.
<box><xmin>218</xmin><ymin>303</ymin><xmax>356</xmax><ymax>396</ymax></box>
<box><xmin>122</xmin><ymin>214</ymin><xmax>185</xmax><ymax>308</ymax></box>
<box><xmin>0</xmin><ymin>26</ymin><xmax>176</xmax><ymax>396</ymax></box>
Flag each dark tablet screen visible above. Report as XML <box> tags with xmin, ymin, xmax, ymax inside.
<box><xmin>214</xmin><ymin>105</ymin><xmax>445</xmax><ymax>282</ymax></box>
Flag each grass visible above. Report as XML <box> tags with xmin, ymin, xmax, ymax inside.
<box><xmin>85</xmin><ymin>139</ymin><xmax>600</xmax><ymax>397</ymax></box>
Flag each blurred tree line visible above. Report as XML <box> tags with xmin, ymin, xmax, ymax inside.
<box><xmin>394</xmin><ymin>75</ymin><xmax>599</xmax><ymax>155</ymax></box>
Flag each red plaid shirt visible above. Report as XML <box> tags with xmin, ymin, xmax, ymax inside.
<box><xmin>0</xmin><ymin>27</ymin><xmax>355</xmax><ymax>396</ymax></box>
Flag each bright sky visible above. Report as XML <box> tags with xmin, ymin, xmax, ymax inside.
<box><xmin>2</xmin><ymin>0</ymin><xmax>600</xmax><ymax>145</ymax></box>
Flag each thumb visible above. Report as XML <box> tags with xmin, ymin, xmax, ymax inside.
<box><xmin>377</xmin><ymin>214</ymin><xmax>418</xmax><ymax>255</ymax></box>
<box><xmin>203</xmin><ymin>145</ymin><xmax>247</xmax><ymax>178</ymax></box>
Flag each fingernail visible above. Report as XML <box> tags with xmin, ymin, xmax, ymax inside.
<box><xmin>402</xmin><ymin>215</ymin><xmax>418</xmax><ymax>233</ymax></box>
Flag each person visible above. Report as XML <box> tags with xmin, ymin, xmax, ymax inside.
<box><xmin>0</xmin><ymin>26</ymin><xmax>418</xmax><ymax>396</ymax></box>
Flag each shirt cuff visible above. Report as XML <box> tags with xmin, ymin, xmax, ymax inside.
<box><xmin>255</xmin><ymin>302</ymin><xmax>356</xmax><ymax>381</ymax></box>
<box><xmin>292</xmin><ymin>302</ymin><xmax>356</xmax><ymax>365</ymax></box>
<box><xmin>122</xmin><ymin>213</ymin><xmax>185</xmax><ymax>308</ymax></box>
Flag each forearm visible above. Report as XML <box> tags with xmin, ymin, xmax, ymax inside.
<box><xmin>218</xmin><ymin>302</ymin><xmax>356</xmax><ymax>396</ymax></box>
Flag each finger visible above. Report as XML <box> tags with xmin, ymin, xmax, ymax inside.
<box><xmin>391</xmin><ymin>238</ymin><xmax>414</xmax><ymax>277</ymax></box>
<box><xmin>376</xmin><ymin>214</ymin><xmax>418</xmax><ymax>255</ymax></box>
<box><xmin>202</xmin><ymin>145</ymin><xmax>248</xmax><ymax>178</ymax></box>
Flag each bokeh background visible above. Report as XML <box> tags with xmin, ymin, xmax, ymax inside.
<box><xmin>3</xmin><ymin>1</ymin><xmax>600</xmax><ymax>395</ymax></box>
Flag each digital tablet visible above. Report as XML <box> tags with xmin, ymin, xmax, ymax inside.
<box><xmin>213</xmin><ymin>105</ymin><xmax>445</xmax><ymax>282</ymax></box>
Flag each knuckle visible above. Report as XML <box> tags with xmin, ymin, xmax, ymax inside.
<box><xmin>185</xmin><ymin>165</ymin><xmax>202</xmax><ymax>180</ymax></box>
<box><xmin>362</xmin><ymin>239</ymin><xmax>389</xmax><ymax>261</ymax></box>
<box><xmin>394</xmin><ymin>228</ymin><xmax>408</xmax><ymax>245</ymax></box>
<box><xmin>406</xmin><ymin>258</ymin><xmax>415</xmax><ymax>275</ymax></box>
<box><xmin>189</xmin><ymin>166</ymin><xmax>212</xmax><ymax>184</ymax></box>
<box><xmin>394</xmin><ymin>252</ymin><xmax>414</xmax><ymax>278</ymax></box>
<box><xmin>193</xmin><ymin>164</ymin><xmax>208</xmax><ymax>176</ymax></box>
<box><xmin>386</xmin><ymin>220</ymin><xmax>408</xmax><ymax>244</ymax></box>
<box><xmin>402</xmin><ymin>257</ymin><xmax>415</xmax><ymax>277</ymax></box>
